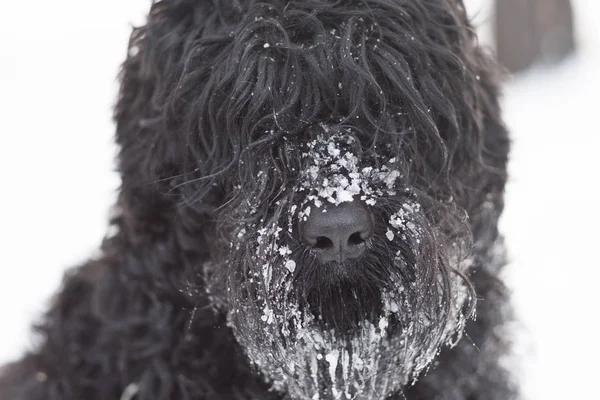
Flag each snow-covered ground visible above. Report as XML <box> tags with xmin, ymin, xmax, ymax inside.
<box><xmin>0</xmin><ymin>1</ymin><xmax>598</xmax><ymax>398</ymax></box>
<box><xmin>501</xmin><ymin>2</ymin><xmax>600</xmax><ymax>397</ymax></box>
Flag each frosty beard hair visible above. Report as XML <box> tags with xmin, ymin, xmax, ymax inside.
<box><xmin>203</xmin><ymin>127</ymin><xmax>475</xmax><ymax>400</ymax></box>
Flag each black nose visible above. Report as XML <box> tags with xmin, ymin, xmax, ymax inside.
<box><xmin>301</xmin><ymin>201</ymin><xmax>373</xmax><ymax>263</ymax></box>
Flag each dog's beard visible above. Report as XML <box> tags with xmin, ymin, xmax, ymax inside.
<box><xmin>204</xmin><ymin>131</ymin><xmax>473</xmax><ymax>399</ymax></box>
<box><xmin>215</xmin><ymin>203</ymin><xmax>471</xmax><ymax>400</ymax></box>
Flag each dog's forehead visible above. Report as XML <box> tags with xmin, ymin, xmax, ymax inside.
<box><xmin>214</xmin><ymin>4</ymin><xmax>441</xmax><ymax>130</ymax></box>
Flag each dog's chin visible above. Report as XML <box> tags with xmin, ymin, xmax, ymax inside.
<box><xmin>228</xmin><ymin>292</ymin><xmax>443</xmax><ymax>400</ymax></box>
<box><xmin>226</xmin><ymin>270</ymin><xmax>456</xmax><ymax>400</ymax></box>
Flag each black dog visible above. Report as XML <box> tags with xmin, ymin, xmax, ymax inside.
<box><xmin>0</xmin><ymin>1</ymin><xmax>517</xmax><ymax>399</ymax></box>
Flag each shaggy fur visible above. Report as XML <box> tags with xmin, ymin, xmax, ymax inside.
<box><xmin>0</xmin><ymin>0</ymin><xmax>517</xmax><ymax>399</ymax></box>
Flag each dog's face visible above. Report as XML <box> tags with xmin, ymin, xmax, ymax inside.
<box><xmin>152</xmin><ymin>1</ymin><xmax>486</xmax><ymax>399</ymax></box>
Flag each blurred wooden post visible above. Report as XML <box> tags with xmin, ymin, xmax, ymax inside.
<box><xmin>495</xmin><ymin>0</ymin><xmax>575</xmax><ymax>73</ymax></box>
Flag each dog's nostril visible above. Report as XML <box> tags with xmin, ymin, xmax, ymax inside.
<box><xmin>315</xmin><ymin>236</ymin><xmax>334</xmax><ymax>249</ymax></box>
<box><xmin>347</xmin><ymin>232</ymin><xmax>365</xmax><ymax>246</ymax></box>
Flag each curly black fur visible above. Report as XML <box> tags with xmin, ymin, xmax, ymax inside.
<box><xmin>0</xmin><ymin>0</ymin><xmax>518</xmax><ymax>399</ymax></box>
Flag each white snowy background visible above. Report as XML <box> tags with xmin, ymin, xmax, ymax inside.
<box><xmin>0</xmin><ymin>1</ymin><xmax>598</xmax><ymax>398</ymax></box>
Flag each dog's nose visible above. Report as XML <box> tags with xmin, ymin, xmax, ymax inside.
<box><xmin>301</xmin><ymin>202</ymin><xmax>373</xmax><ymax>263</ymax></box>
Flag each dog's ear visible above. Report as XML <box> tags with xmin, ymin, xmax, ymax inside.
<box><xmin>109</xmin><ymin>2</ymin><xmax>229</xmax><ymax>290</ymax></box>
<box><xmin>115</xmin><ymin>0</ymin><xmax>256</xmax><ymax>214</ymax></box>
<box><xmin>114</xmin><ymin>1</ymin><xmax>224</xmax><ymax>211</ymax></box>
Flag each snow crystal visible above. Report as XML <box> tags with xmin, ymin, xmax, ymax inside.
<box><xmin>119</xmin><ymin>383</ymin><xmax>140</xmax><ymax>400</ymax></box>
<box><xmin>325</xmin><ymin>349</ymin><xmax>339</xmax><ymax>385</ymax></box>
<box><xmin>284</xmin><ymin>260</ymin><xmax>296</xmax><ymax>273</ymax></box>
<box><xmin>295</xmin><ymin>127</ymin><xmax>403</xmax><ymax>208</ymax></box>
<box><xmin>278</xmin><ymin>246</ymin><xmax>292</xmax><ymax>256</ymax></box>
<box><xmin>386</xmin><ymin>230</ymin><xmax>394</xmax><ymax>241</ymax></box>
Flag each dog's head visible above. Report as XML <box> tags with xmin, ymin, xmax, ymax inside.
<box><xmin>116</xmin><ymin>1</ymin><xmax>505</xmax><ymax>398</ymax></box>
